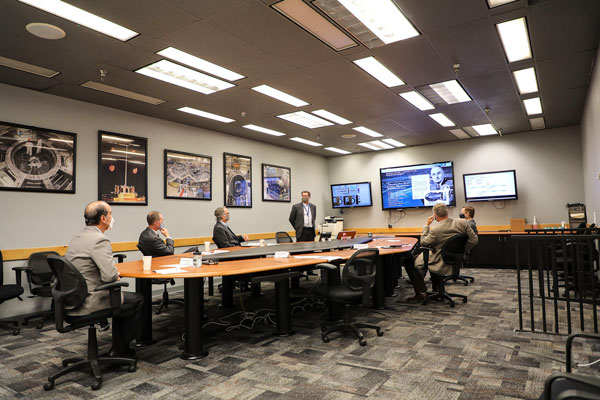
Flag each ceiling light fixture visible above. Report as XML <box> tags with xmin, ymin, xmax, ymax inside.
<box><xmin>399</xmin><ymin>91</ymin><xmax>435</xmax><ymax>111</ymax></box>
<box><xmin>529</xmin><ymin>117</ymin><xmax>545</xmax><ymax>130</ymax></box>
<box><xmin>487</xmin><ymin>0</ymin><xmax>519</xmax><ymax>8</ymax></box>
<box><xmin>17</xmin><ymin>0</ymin><xmax>138</xmax><ymax>41</ymax></box>
<box><xmin>277</xmin><ymin>111</ymin><xmax>333</xmax><ymax>128</ymax></box>
<box><xmin>353</xmin><ymin>56</ymin><xmax>404</xmax><ymax>87</ymax></box>
<box><xmin>513</xmin><ymin>67</ymin><xmax>538</xmax><ymax>94</ymax></box>
<box><xmin>496</xmin><ymin>17</ymin><xmax>532</xmax><ymax>63</ymax></box>
<box><xmin>325</xmin><ymin>147</ymin><xmax>351</xmax><ymax>154</ymax></box>
<box><xmin>311</xmin><ymin>109</ymin><xmax>352</xmax><ymax>125</ymax></box>
<box><xmin>25</xmin><ymin>22</ymin><xmax>65</xmax><ymax>40</ymax></box>
<box><xmin>156</xmin><ymin>47</ymin><xmax>244</xmax><ymax>81</ymax></box>
<box><xmin>429</xmin><ymin>80</ymin><xmax>471</xmax><ymax>104</ymax></box>
<box><xmin>341</xmin><ymin>133</ymin><xmax>357</xmax><ymax>139</ymax></box>
<box><xmin>81</xmin><ymin>81</ymin><xmax>165</xmax><ymax>105</ymax></box>
<box><xmin>136</xmin><ymin>60</ymin><xmax>235</xmax><ymax>94</ymax></box>
<box><xmin>523</xmin><ymin>97</ymin><xmax>542</xmax><ymax>115</ymax></box>
<box><xmin>290</xmin><ymin>137</ymin><xmax>322</xmax><ymax>146</ymax></box>
<box><xmin>428</xmin><ymin>113</ymin><xmax>455</xmax><ymax>127</ymax></box>
<box><xmin>471</xmin><ymin>124</ymin><xmax>498</xmax><ymax>136</ymax></box>
<box><xmin>178</xmin><ymin>106</ymin><xmax>235</xmax><ymax>123</ymax></box>
<box><xmin>251</xmin><ymin>84</ymin><xmax>309</xmax><ymax>107</ymax></box>
<box><xmin>353</xmin><ymin>126</ymin><xmax>383</xmax><ymax>137</ymax></box>
<box><xmin>242</xmin><ymin>124</ymin><xmax>286</xmax><ymax>136</ymax></box>
<box><xmin>358</xmin><ymin>142</ymin><xmax>381</xmax><ymax>151</ymax></box>
<box><xmin>0</xmin><ymin>55</ymin><xmax>59</xmax><ymax>78</ymax></box>
<box><xmin>382</xmin><ymin>138</ymin><xmax>405</xmax><ymax>147</ymax></box>
<box><xmin>448</xmin><ymin>128</ymin><xmax>470</xmax><ymax>139</ymax></box>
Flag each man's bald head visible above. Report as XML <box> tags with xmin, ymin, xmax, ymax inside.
<box><xmin>84</xmin><ymin>201</ymin><xmax>110</xmax><ymax>226</ymax></box>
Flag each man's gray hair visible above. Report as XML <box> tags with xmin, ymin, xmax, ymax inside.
<box><xmin>432</xmin><ymin>203</ymin><xmax>448</xmax><ymax>218</ymax></box>
<box><xmin>214</xmin><ymin>207</ymin><xmax>226</xmax><ymax>221</ymax></box>
<box><xmin>84</xmin><ymin>201</ymin><xmax>109</xmax><ymax>226</ymax></box>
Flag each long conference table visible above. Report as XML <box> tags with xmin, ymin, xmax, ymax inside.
<box><xmin>117</xmin><ymin>237</ymin><xmax>417</xmax><ymax>359</ymax></box>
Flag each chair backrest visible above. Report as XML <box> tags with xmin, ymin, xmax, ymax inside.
<box><xmin>337</xmin><ymin>230</ymin><xmax>357</xmax><ymax>240</ymax></box>
<box><xmin>440</xmin><ymin>234</ymin><xmax>469</xmax><ymax>274</ymax></box>
<box><xmin>46</xmin><ymin>255</ymin><xmax>88</xmax><ymax>333</ymax></box>
<box><xmin>275</xmin><ymin>231</ymin><xmax>293</xmax><ymax>243</ymax></box>
<box><xmin>136</xmin><ymin>243</ymin><xmax>150</xmax><ymax>257</ymax></box>
<box><xmin>28</xmin><ymin>251</ymin><xmax>60</xmax><ymax>285</ymax></box>
<box><xmin>342</xmin><ymin>248</ymin><xmax>379</xmax><ymax>291</ymax></box>
<box><xmin>184</xmin><ymin>246</ymin><xmax>199</xmax><ymax>253</ymax></box>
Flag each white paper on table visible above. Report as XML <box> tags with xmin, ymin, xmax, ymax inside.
<box><xmin>179</xmin><ymin>258</ymin><xmax>194</xmax><ymax>265</ymax></box>
<box><xmin>153</xmin><ymin>267</ymin><xmax>184</xmax><ymax>274</ymax></box>
<box><xmin>294</xmin><ymin>255</ymin><xmax>343</xmax><ymax>262</ymax></box>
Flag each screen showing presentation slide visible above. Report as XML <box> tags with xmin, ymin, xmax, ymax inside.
<box><xmin>331</xmin><ymin>182</ymin><xmax>372</xmax><ymax>208</ymax></box>
<box><xmin>463</xmin><ymin>170</ymin><xmax>518</xmax><ymax>202</ymax></box>
<box><xmin>380</xmin><ymin>161</ymin><xmax>455</xmax><ymax>209</ymax></box>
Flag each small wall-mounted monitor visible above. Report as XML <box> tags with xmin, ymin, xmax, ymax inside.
<box><xmin>331</xmin><ymin>182</ymin><xmax>372</xmax><ymax>208</ymax></box>
<box><xmin>463</xmin><ymin>170</ymin><xmax>518</xmax><ymax>202</ymax></box>
<box><xmin>380</xmin><ymin>161</ymin><xmax>456</xmax><ymax>209</ymax></box>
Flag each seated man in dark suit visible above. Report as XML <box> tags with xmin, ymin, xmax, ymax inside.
<box><xmin>212</xmin><ymin>206</ymin><xmax>248</xmax><ymax>248</ymax></box>
<box><xmin>65</xmin><ymin>201</ymin><xmax>143</xmax><ymax>357</ymax></box>
<box><xmin>404</xmin><ymin>203</ymin><xmax>478</xmax><ymax>302</ymax></box>
<box><xmin>138</xmin><ymin>211</ymin><xmax>174</xmax><ymax>256</ymax></box>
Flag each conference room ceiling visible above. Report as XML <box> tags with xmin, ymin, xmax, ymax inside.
<box><xmin>0</xmin><ymin>0</ymin><xmax>598</xmax><ymax>157</ymax></box>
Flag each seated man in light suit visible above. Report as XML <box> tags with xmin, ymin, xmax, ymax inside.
<box><xmin>212</xmin><ymin>206</ymin><xmax>248</xmax><ymax>248</ymax></box>
<box><xmin>404</xmin><ymin>203</ymin><xmax>478</xmax><ymax>302</ymax></box>
<box><xmin>138</xmin><ymin>211</ymin><xmax>174</xmax><ymax>256</ymax></box>
<box><xmin>65</xmin><ymin>201</ymin><xmax>143</xmax><ymax>357</ymax></box>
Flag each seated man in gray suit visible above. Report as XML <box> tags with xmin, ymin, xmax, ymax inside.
<box><xmin>404</xmin><ymin>203</ymin><xmax>478</xmax><ymax>302</ymax></box>
<box><xmin>138</xmin><ymin>211</ymin><xmax>174</xmax><ymax>256</ymax></box>
<box><xmin>65</xmin><ymin>201</ymin><xmax>143</xmax><ymax>357</ymax></box>
<box><xmin>212</xmin><ymin>206</ymin><xmax>248</xmax><ymax>248</ymax></box>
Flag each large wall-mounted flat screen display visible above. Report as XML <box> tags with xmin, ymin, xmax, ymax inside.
<box><xmin>463</xmin><ymin>170</ymin><xmax>518</xmax><ymax>202</ymax></box>
<box><xmin>380</xmin><ymin>161</ymin><xmax>455</xmax><ymax>209</ymax></box>
<box><xmin>331</xmin><ymin>181</ymin><xmax>372</xmax><ymax>208</ymax></box>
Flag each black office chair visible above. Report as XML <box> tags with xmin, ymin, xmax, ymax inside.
<box><xmin>0</xmin><ymin>250</ymin><xmax>24</xmax><ymax>335</ymax></box>
<box><xmin>419</xmin><ymin>234</ymin><xmax>469</xmax><ymax>307</ymax></box>
<box><xmin>23</xmin><ymin>251</ymin><xmax>59</xmax><ymax>328</ymax></box>
<box><xmin>275</xmin><ymin>231</ymin><xmax>293</xmax><ymax>243</ymax></box>
<box><xmin>314</xmin><ymin>248</ymin><xmax>383</xmax><ymax>346</ymax></box>
<box><xmin>136</xmin><ymin>244</ymin><xmax>184</xmax><ymax>314</ymax></box>
<box><xmin>540</xmin><ymin>332</ymin><xmax>600</xmax><ymax>399</ymax></box>
<box><xmin>43</xmin><ymin>255</ymin><xmax>136</xmax><ymax>391</ymax></box>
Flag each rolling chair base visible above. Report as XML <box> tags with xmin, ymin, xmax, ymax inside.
<box><xmin>447</xmin><ymin>275</ymin><xmax>474</xmax><ymax>285</ymax></box>
<box><xmin>424</xmin><ymin>291</ymin><xmax>467</xmax><ymax>307</ymax></box>
<box><xmin>320</xmin><ymin>307</ymin><xmax>383</xmax><ymax>346</ymax></box>
<box><xmin>0</xmin><ymin>320</ymin><xmax>21</xmax><ymax>335</ymax></box>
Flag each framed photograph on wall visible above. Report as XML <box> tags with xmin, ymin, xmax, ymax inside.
<box><xmin>0</xmin><ymin>121</ymin><xmax>76</xmax><ymax>193</ymax></box>
<box><xmin>262</xmin><ymin>163</ymin><xmax>291</xmax><ymax>202</ymax></box>
<box><xmin>98</xmin><ymin>131</ymin><xmax>147</xmax><ymax>205</ymax></box>
<box><xmin>223</xmin><ymin>152</ymin><xmax>252</xmax><ymax>208</ymax></box>
<box><xmin>164</xmin><ymin>149</ymin><xmax>212</xmax><ymax>200</ymax></box>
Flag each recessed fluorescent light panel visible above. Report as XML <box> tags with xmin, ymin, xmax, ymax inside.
<box><xmin>471</xmin><ymin>124</ymin><xmax>498</xmax><ymax>136</ymax></box>
<box><xmin>136</xmin><ymin>60</ymin><xmax>235</xmax><ymax>94</ymax></box>
<box><xmin>17</xmin><ymin>0</ymin><xmax>138</xmax><ymax>41</ymax></box>
<box><xmin>358</xmin><ymin>142</ymin><xmax>381</xmax><ymax>151</ymax></box>
<box><xmin>251</xmin><ymin>84</ymin><xmax>309</xmax><ymax>107</ymax></box>
<box><xmin>523</xmin><ymin>97</ymin><xmax>542</xmax><ymax>115</ymax></box>
<box><xmin>428</xmin><ymin>113</ymin><xmax>455</xmax><ymax>127</ymax></box>
<box><xmin>399</xmin><ymin>91</ymin><xmax>435</xmax><ymax>111</ymax></box>
<box><xmin>272</xmin><ymin>0</ymin><xmax>357</xmax><ymax>51</ymax></box>
<box><xmin>529</xmin><ymin>117</ymin><xmax>545</xmax><ymax>130</ymax></box>
<box><xmin>337</xmin><ymin>0</ymin><xmax>419</xmax><ymax>44</ymax></box>
<box><xmin>242</xmin><ymin>124</ymin><xmax>286</xmax><ymax>136</ymax></box>
<box><xmin>311</xmin><ymin>109</ymin><xmax>352</xmax><ymax>125</ymax></box>
<box><xmin>353</xmin><ymin>126</ymin><xmax>383</xmax><ymax>137</ymax></box>
<box><xmin>278</xmin><ymin>111</ymin><xmax>333</xmax><ymax>128</ymax></box>
<box><xmin>0</xmin><ymin>55</ymin><xmax>59</xmax><ymax>78</ymax></box>
<box><xmin>81</xmin><ymin>81</ymin><xmax>165</xmax><ymax>105</ymax></box>
<box><xmin>487</xmin><ymin>0</ymin><xmax>519</xmax><ymax>8</ymax></box>
<box><xmin>290</xmin><ymin>137</ymin><xmax>322</xmax><ymax>146</ymax></box>
<box><xmin>496</xmin><ymin>17</ymin><xmax>532</xmax><ymax>63</ymax></box>
<box><xmin>417</xmin><ymin>80</ymin><xmax>471</xmax><ymax>106</ymax></box>
<box><xmin>156</xmin><ymin>47</ymin><xmax>244</xmax><ymax>81</ymax></box>
<box><xmin>325</xmin><ymin>147</ymin><xmax>351</xmax><ymax>154</ymax></box>
<box><xmin>449</xmin><ymin>128</ymin><xmax>471</xmax><ymax>139</ymax></box>
<box><xmin>178</xmin><ymin>107</ymin><xmax>235</xmax><ymax>123</ymax></box>
<box><xmin>382</xmin><ymin>138</ymin><xmax>405</xmax><ymax>147</ymax></box>
<box><xmin>513</xmin><ymin>67</ymin><xmax>538</xmax><ymax>95</ymax></box>
<box><xmin>368</xmin><ymin>140</ymin><xmax>393</xmax><ymax>149</ymax></box>
<box><xmin>353</xmin><ymin>57</ymin><xmax>404</xmax><ymax>87</ymax></box>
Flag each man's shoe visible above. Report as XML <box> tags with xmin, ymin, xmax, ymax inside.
<box><xmin>108</xmin><ymin>347</ymin><xmax>137</xmax><ymax>359</ymax></box>
<box><xmin>405</xmin><ymin>292</ymin><xmax>427</xmax><ymax>303</ymax></box>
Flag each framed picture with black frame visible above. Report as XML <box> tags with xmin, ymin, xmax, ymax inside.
<box><xmin>261</xmin><ymin>163</ymin><xmax>291</xmax><ymax>202</ymax></box>
<box><xmin>98</xmin><ymin>130</ymin><xmax>147</xmax><ymax>205</ymax></box>
<box><xmin>164</xmin><ymin>149</ymin><xmax>212</xmax><ymax>200</ymax></box>
<box><xmin>223</xmin><ymin>152</ymin><xmax>252</xmax><ymax>208</ymax></box>
<box><xmin>0</xmin><ymin>121</ymin><xmax>76</xmax><ymax>193</ymax></box>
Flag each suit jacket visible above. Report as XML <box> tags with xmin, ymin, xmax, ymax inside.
<box><xmin>65</xmin><ymin>226</ymin><xmax>121</xmax><ymax>316</ymax></box>
<box><xmin>212</xmin><ymin>221</ymin><xmax>244</xmax><ymax>248</ymax></box>
<box><xmin>415</xmin><ymin>218</ymin><xmax>478</xmax><ymax>275</ymax></box>
<box><xmin>289</xmin><ymin>202</ymin><xmax>316</xmax><ymax>239</ymax></box>
<box><xmin>137</xmin><ymin>227</ymin><xmax>174</xmax><ymax>257</ymax></box>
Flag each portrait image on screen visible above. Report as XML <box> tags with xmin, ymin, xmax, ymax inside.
<box><xmin>380</xmin><ymin>161</ymin><xmax>455</xmax><ymax>209</ymax></box>
<box><xmin>331</xmin><ymin>182</ymin><xmax>372</xmax><ymax>208</ymax></box>
<box><xmin>463</xmin><ymin>170</ymin><xmax>517</xmax><ymax>202</ymax></box>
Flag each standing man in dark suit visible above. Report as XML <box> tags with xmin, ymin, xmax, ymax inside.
<box><xmin>65</xmin><ymin>201</ymin><xmax>143</xmax><ymax>357</ymax></box>
<box><xmin>289</xmin><ymin>190</ymin><xmax>317</xmax><ymax>242</ymax></box>
<box><xmin>137</xmin><ymin>211</ymin><xmax>174</xmax><ymax>256</ymax></box>
<box><xmin>212</xmin><ymin>207</ymin><xmax>249</xmax><ymax>248</ymax></box>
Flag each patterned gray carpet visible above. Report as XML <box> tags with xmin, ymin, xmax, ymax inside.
<box><xmin>1</xmin><ymin>268</ymin><xmax>598</xmax><ymax>399</ymax></box>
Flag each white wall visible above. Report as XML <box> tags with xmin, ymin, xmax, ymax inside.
<box><xmin>582</xmin><ymin>49</ymin><xmax>600</xmax><ymax>225</ymax></box>
<box><xmin>326</xmin><ymin>126</ymin><xmax>584</xmax><ymax>229</ymax></box>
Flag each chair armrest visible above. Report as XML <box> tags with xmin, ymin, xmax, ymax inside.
<box><xmin>555</xmin><ymin>389</ymin><xmax>600</xmax><ymax>400</ymax></box>
<box><xmin>113</xmin><ymin>253</ymin><xmax>127</xmax><ymax>263</ymax></box>
<box><xmin>313</xmin><ymin>263</ymin><xmax>338</xmax><ymax>271</ymax></box>
<box><xmin>94</xmin><ymin>281</ymin><xmax>129</xmax><ymax>316</ymax></box>
<box><xmin>544</xmin><ymin>373</ymin><xmax>600</xmax><ymax>400</ymax></box>
<box><xmin>94</xmin><ymin>281</ymin><xmax>129</xmax><ymax>291</ymax></box>
<box><xmin>566</xmin><ymin>332</ymin><xmax>600</xmax><ymax>372</ymax></box>
<box><xmin>12</xmin><ymin>265</ymin><xmax>30</xmax><ymax>287</ymax></box>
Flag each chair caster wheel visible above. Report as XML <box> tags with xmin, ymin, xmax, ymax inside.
<box><xmin>462</xmin><ymin>298</ymin><xmax>467</xmax><ymax>303</ymax></box>
<box><xmin>450</xmin><ymin>303</ymin><xmax>455</xmax><ymax>307</ymax></box>
<box><xmin>62</xmin><ymin>360</ymin><xmax>70</xmax><ymax>367</ymax></box>
<box><xmin>128</xmin><ymin>363</ymin><xmax>137</xmax><ymax>372</ymax></box>
<box><xmin>359</xmin><ymin>339</ymin><xmax>367</xmax><ymax>346</ymax></box>
<box><xmin>377</xmin><ymin>329</ymin><xmax>384</xmax><ymax>337</ymax></box>
<box><xmin>12</xmin><ymin>328</ymin><xmax>20</xmax><ymax>335</ymax></box>
<box><xmin>463</xmin><ymin>282</ymin><xmax>468</xmax><ymax>286</ymax></box>
<box><xmin>322</xmin><ymin>335</ymin><xmax>330</xmax><ymax>343</ymax></box>
<box><xmin>37</xmin><ymin>322</ymin><xmax>43</xmax><ymax>329</ymax></box>
<box><xmin>154</xmin><ymin>309</ymin><xmax>161</xmax><ymax>315</ymax></box>
<box><xmin>91</xmin><ymin>380</ymin><xmax>102</xmax><ymax>390</ymax></box>
<box><xmin>43</xmin><ymin>381</ymin><xmax>54</xmax><ymax>391</ymax></box>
